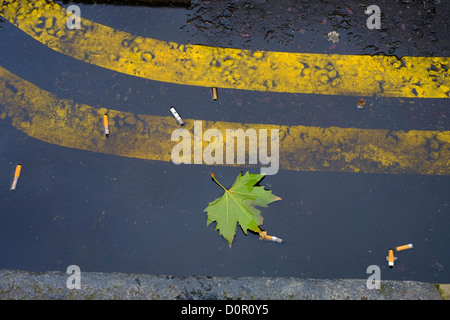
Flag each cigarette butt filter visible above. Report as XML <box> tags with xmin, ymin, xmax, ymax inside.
<box><xmin>170</xmin><ymin>107</ymin><xmax>184</xmax><ymax>125</ymax></box>
<box><xmin>396</xmin><ymin>243</ymin><xmax>413</xmax><ymax>252</ymax></box>
<box><xmin>212</xmin><ymin>87</ymin><xmax>218</xmax><ymax>100</ymax></box>
<box><xmin>11</xmin><ymin>164</ymin><xmax>22</xmax><ymax>191</ymax></box>
<box><xmin>103</xmin><ymin>114</ymin><xmax>110</xmax><ymax>136</ymax></box>
<box><xmin>259</xmin><ymin>231</ymin><xmax>283</xmax><ymax>243</ymax></box>
<box><xmin>387</xmin><ymin>249</ymin><xmax>395</xmax><ymax>268</ymax></box>
<box><xmin>14</xmin><ymin>164</ymin><xmax>22</xmax><ymax>177</ymax></box>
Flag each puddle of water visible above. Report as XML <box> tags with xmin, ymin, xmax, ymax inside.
<box><xmin>0</xmin><ymin>1</ymin><xmax>449</xmax><ymax>283</ymax></box>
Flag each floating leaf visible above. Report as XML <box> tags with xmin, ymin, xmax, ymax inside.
<box><xmin>204</xmin><ymin>171</ymin><xmax>282</xmax><ymax>247</ymax></box>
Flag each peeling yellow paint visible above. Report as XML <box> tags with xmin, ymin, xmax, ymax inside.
<box><xmin>1</xmin><ymin>65</ymin><xmax>449</xmax><ymax>175</ymax></box>
<box><xmin>0</xmin><ymin>0</ymin><xmax>449</xmax><ymax>98</ymax></box>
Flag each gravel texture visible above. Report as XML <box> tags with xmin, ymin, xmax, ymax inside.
<box><xmin>0</xmin><ymin>269</ymin><xmax>444</xmax><ymax>300</ymax></box>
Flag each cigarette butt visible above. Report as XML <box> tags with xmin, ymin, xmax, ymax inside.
<box><xmin>14</xmin><ymin>164</ymin><xmax>22</xmax><ymax>178</ymax></box>
<box><xmin>259</xmin><ymin>231</ymin><xmax>283</xmax><ymax>243</ymax></box>
<box><xmin>387</xmin><ymin>248</ymin><xmax>396</xmax><ymax>268</ymax></box>
<box><xmin>357</xmin><ymin>98</ymin><xmax>365</xmax><ymax>109</ymax></box>
<box><xmin>396</xmin><ymin>243</ymin><xmax>413</xmax><ymax>252</ymax></box>
<box><xmin>212</xmin><ymin>87</ymin><xmax>218</xmax><ymax>100</ymax></box>
<box><xmin>103</xmin><ymin>114</ymin><xmax>110</xmax><ymax>137</ymax></box>
<box><xmin>170</xmin><ymin>107</ymin><xmax>184</xmax><ymax>125</ymax></box>
<box><xmin>11</xmin><ymin>164</ymin><xmax>22</xmax><ymax>191</ymax></box>
<box><xmin>268</xmin><ymin>235</ymin><xmax>283</xmax><ymax>243</ymax></box>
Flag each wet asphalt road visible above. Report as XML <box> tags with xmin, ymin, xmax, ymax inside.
<box><xmin>0</xmin><ymin>0</ymin><xmax>449</xmax><ymax>283</ymax></box>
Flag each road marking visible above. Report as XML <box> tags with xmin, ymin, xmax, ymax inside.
<box><xmin>1</xmin><ymin>0</ymin><xmax>449</xmax><ymax>98</ymax></box>
<box><xmin>1</xmin><ymin>65</ymin><xmax>449</xmax><ymax>175</ymax></box>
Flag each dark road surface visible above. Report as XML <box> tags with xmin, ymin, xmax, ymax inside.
<box><xmin>0</xmin><ymin>0</ymin><xmax>449</xmax><ymax>284</ymax></box>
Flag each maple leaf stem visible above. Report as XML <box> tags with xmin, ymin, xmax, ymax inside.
<box><xmin>211</xmin><ymin>173</ymin><xmax>228</xmax><ymax>191</ymax></box>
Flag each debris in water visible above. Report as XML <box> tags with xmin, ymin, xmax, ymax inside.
<box><xmin>170</xmin><ymin>107</ymin><xmax>184</xmax><ymax>125</ymax></box>
<box><xmin>10</xmin><ymin>164</ymin><xmax>22</xmax><ymax>192</ymax></box>
<box><xmin>357</xmin><ymin>98</ymin><xmax>366</xmax><ymax>109</ymax></box>
<box><xmin>212</xmin><ymin>87</ymin><xmax>218</xmax><ymax>100</ymax></box>
<box><xmin>259</xmin><ymin>231</ymin><xmax>283</xmax><ymax>243</ymax></box>
<box><xmin>103</xmin><ymin>114</ymin><xmax>110</xmax><ymax>137</ymax></box>
<box><xmin>327</xmin><ymin>31</ymin><xmax>339</xmax><ymax>43</ymax></box>
<box><xmin>386</xmin><ymin>248</ymin><xmax>397</xmax><ymax>268</ymax></box>
<box><xmin>396</xmin><ymin>243</ymin><xmax>413</xmax><ymax>252</ymax></box>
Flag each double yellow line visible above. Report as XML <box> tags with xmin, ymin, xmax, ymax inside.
<box><xmin>1</xmin><ymin>0</ymin><xmax>449</xmax><ymax>98</ymax></box>
<box><xmin>1</xmin><ymin>66</ymin><xmax>449</xmax><ymax>175</ymax></box>
<box><xmin>0</xmin><ymin>0</ymin><xmax>449</xmax><ymax>175</ymax></box>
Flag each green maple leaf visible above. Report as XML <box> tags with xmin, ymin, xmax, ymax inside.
<box><xmin>204</xmin><ymin>171</ymin><xmax>282</xmax><ymax>247</ymax></box>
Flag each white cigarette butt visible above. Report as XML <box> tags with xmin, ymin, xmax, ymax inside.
<box><xmin>170</xmin><ymin>107</ymin><xmax>184</xmax><ymax>125</ymax></box>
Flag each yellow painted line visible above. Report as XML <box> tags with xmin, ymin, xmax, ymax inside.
<box><xmin>1</xmin><ymin>0</ymin><xmax>449</xmax><ymax>98</ymax></box>
<box><xmin>1</xmin><ymin>65</ymin><xmax>449</xmax><ymax>175</ymax></box>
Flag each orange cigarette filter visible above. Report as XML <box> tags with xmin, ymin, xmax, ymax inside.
<box><xmin>11</xmin><ymin>164</ymin><xmax>22</xmax><ymax>191</ymax></box>
<box><xmin>212</xmin><ymin>87</ymin><xmax>218</xmax><ymax>100</ymax></box>
<box><xmin>396</xmin><ymin>243</ymin><xmax>413</xmax><ymax>252</ymax></box>
<box><xmin>357</xmin><ymin>98</ymin><xmax>365</xmax><ymax>109</ymax></box>
<box><xmin>259</xmin><ymin>231</ymin><xmax>283</xmax><ymax>243</ymax></box>
<box><xmin>103</xmin><ymin>114</ymin><xmax>110</xmax><ymax>136</ymax></box>
<box><xmin>387</xmin><ymin>249</ymin><xmax>395</xmax><ymax>268</ymax></box>
<box><xmin>14</xmin><ymin>164</ymin><xmax>22</xmax><ymax>177</ymax></box>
